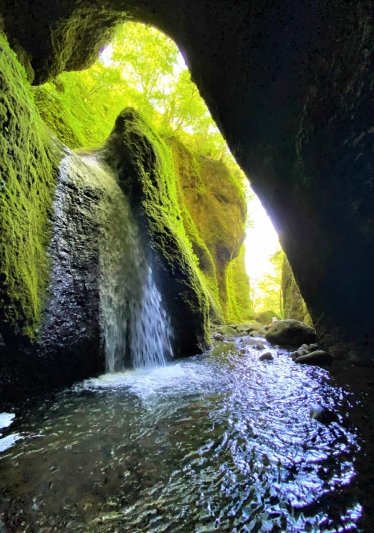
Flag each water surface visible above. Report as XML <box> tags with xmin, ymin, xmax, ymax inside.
<box><xmin>0</xmin><ymin>342</ymin><xmax>362</xmax><ymax>532</ymax></box>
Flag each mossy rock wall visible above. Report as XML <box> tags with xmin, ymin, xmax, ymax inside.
<box><xmin>168</xmin><ymin>136</ymin><xmax>252</xmax><ymax>323</ymax></box>
<box><xmin>0</xmin><ymin>33</ymin><xmax>57</xmax><ymax>342</ymax></box>
<box><xmin>282</xmin><ymin>256</ymin><xmax>312</xmax><ymax>326</ymax></box>
<box><xmin>103</xmin><ymin>108</ymin><xmax>212</xmax><ymax>356</ymax></box>
<box><xmin>34</xmin><ymin>79</ymin><xmax>253</xmax><ymax>325</ymax></box>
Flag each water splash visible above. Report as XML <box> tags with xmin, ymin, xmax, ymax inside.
<box><xmin>82</xmin><ymin>155</ymin><xmax>173</xmax><ymax>372</ymax></box>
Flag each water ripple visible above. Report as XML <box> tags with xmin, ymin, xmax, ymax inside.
<box><xmin>0</xmin><ymin>342</ymin><xmax>362</xmax><ymax>532</ymax></box>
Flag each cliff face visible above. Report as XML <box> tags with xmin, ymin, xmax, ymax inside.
<box><xmin>168</xmin><ymin>137</ymin><xmax>251</xmax><ymax>323</ymax></box>
<box><xmin>1</xmin><ymin>0</ymin><xmax>372</xmax><ymax>362</ymax></box>
<box><xmin>33</xmin><ymin>79</ymin><xmax>252</xmax><ymax>325</ymax></box>
<box><xmin>0</xmin><ymin>34</ymin><xmax>57</xmax><ymax>342</ymax></box>
<box><xmin>282</xmin><ymin>257</ymin><xmax>312</xmax><ymax>326</ymax></box>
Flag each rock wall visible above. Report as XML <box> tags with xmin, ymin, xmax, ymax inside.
<box><xmin>33</xmin><ymin>79</ymin><xmax>252</xmax><ymax>325</ymax></box>
<box><xmin>102</xmin><ymin>108</ymin><xmax>212</xmax><ymax>356</ymax></box>
<box><xmin>282</xmin><ymin>256</ymin><xmax>312</xmax><ymax>326</ymax></box>
<box><xmin>0</xmin><ymin>33</ymin><xmax>57</xmax><ymax>343</ymax></box>
<box><xmin>168</xmin><ymin>137</ymin><xmax>251</xmax><ymax>323</ymax></box>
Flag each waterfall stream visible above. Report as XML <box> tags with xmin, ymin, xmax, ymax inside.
<box><xmin>82</xmin><ymin>155</ymin><xmax>173</xmax><ymax>372</ymax></box>
<box><xmin>43</xmin><ymin>151</ymin><xmax>173</xmax><ymax>373</ymax></box>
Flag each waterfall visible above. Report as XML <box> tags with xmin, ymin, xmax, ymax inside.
<box><xmin>81</xmin><ymin>155</ymin><xmax>173</xmax><ymax>372</ymax></box>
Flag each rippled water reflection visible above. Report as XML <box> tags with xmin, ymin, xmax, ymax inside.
<box><xmin>0</xmin><ymin>342</ymin><xmax>363</xmax><ymax>532</ymax></box>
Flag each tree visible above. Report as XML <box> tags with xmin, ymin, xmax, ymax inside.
<box><xmin>251</xmin><ymin>248</ymin><xmax>284</xmax><ymax>316</ymax></box>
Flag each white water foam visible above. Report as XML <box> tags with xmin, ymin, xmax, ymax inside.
<box><xmin>77</xmin><ymin>361</ymin><xmax>213</xmax><ymax>401</ymax></box>
<box><xmin>0</xmin><ymin>412</ymin><xmax>22</xmax><ymax>453</ymax></box>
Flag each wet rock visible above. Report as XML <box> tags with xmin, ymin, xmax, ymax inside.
<box><xmin>239</xmin><ymin>348</ymin><xmax>246</xmax><ymax>354</ymax></box>
<box><xmin>290</xmin><ymin>349</ymin><xmax>309</xmax><ymax>360</ymax></box>
<box><xmin>295</xmin><ymin>350</ymin><xmax>333</xmax><ymax>366</ymax></box>
<box><xmin>242</xmin><ymin>337</ymin><xmax>259</xmax><ymax>346</ymax></box>
<box><xmin>309</xmin><ymin>343</ymin><xmax>318</xmax><ymax>351</ymax></box>
<box><xmin>310</xmin><ymin>404</ymin><xmax>338</xmax><ymax>424</ymax></box>
<box><xmin>259</xmin><ymin>351</ymin><xmax>274</xmax><ymax>361</ymax></box>
<box><xmin>215</xmin><ymin>325</ymin><xmax>239</xmax><ymax>337</ymax></box>
<box><xmin>213</xmin><ymin>333</ymin><xmax>224</xmax><ymax>341</ymax></box>
<box><xmin>265</xmin><ymin>319</ymin><xmax>316</xmax><ymax>347</ymax></box>
<box><xmin>300</xmin><ymin>344</ymin><xmax>311</xmax><ymax>351</ymax></box>
<box><xmin>256</xmin><ymin>342</ymin><xmax>265</xmax><ymax>350</ymax></box>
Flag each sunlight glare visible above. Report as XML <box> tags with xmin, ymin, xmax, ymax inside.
<box><xmin>245</xmin><ymin>193</ymin><xmax>279</xmax><ymax>281</ymax></box>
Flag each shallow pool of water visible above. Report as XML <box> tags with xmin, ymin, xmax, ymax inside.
<box><xmin>0</xmin><ymin>341</ymin><xmax>363</xmax><ymax>532</ymax></box>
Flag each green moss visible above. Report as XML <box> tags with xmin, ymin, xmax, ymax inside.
<box><xmin>33</xmin><ymin>69</ymin><xmax>253</xmax><ymax>329</ymax></box>
<box><xmin>33</xmin><ymin>73</ymin><xmax>115</xmax><ymax>149</ymax></box>
<box><xmin>282</xmin><ymin>255</ymin><xmax>312</xmax><ymax>325</ymax></box>
<box><xmin>103</xmin><ymin>108</ymin><xmax>211</xmax><ymax>353</ymax></box>
<box><xmin>226</xmin><ymin>245</ymin><xmax>253</xmax><ymax>322</ymax></box>
<box><xmin>168</xmin><ymin>136</ymin><xmax>251</xmax><ymax>323</ymax></box>
<box><xmin>0</xmin><ymin>33</ymin><xmax>57</xmax><ymax>338</ymax></box>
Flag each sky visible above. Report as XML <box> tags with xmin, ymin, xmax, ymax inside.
<box><xmin>244</xmin><ymin>192</ymin><xmax>280</xmax><ymax>281</ymax></box>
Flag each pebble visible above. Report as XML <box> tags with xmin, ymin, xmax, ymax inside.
<box><xmin>256</xmin><ymin>342</ymin><xmax>265</xmax><ymax>350</ymax></box>
<box><xmin>259</xmin><ymin>352</ymin><xmax>274</xmax><ymax>361</ymax></box>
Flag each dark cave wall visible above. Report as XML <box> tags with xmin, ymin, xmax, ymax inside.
<box><xmin>1</xmin><ymin>0</ymin><xmax>374</xmax><ymax>360</ymax></box>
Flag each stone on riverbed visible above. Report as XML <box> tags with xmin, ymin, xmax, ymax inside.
<box><xmin>291</xmin><ymin>349</ymin><xmax>309</xmax><ymax>360</ymax></box>
<box><xmin>214</xmin><ymin>325</ymin><xmax>239</xmax><ymax>337</ymax></box>
<box><xmin>241</xmin><ymin>337</ymin><xmax>260</xmax><ymax>346</ymax></box>
<box><xmin>256</xmin><ymin>342</ymin><xmax>266</xmax><ymax>350</ymax></box>
<box><xmin>295</xmin><ymin>350</ymin><xmax>333</xmax><ymax>366</ymax></box>
<box><xmin>265</xmin><ymin>319</ymin><xmax>316</xmax><ymax>347</ymax></box>
<box><xmin>260</xmin><ymin>352</ymin><xmax>274</xmax><ymax>361</ymax></box>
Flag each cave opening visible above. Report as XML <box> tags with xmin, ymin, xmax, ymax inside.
<box><xmin>34</xmin><ymin>20</ymin><xmax>290</xmax><ymax>324</ymax></box>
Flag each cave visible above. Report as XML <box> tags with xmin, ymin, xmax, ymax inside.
<box><xmin>2</xmin><ymin>0</ymin><xmax>373</xmax><ymax>363</ymax></box>
<box><xmin>1</xmin><ymin>0</ymin><xmax>374</xmax><ymax>529</ymax></box>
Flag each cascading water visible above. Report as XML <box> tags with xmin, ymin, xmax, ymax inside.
<box><xmin>81</xmin><ymin>155</ymin><xmax>173</xmax><ymax>372</ymax></box>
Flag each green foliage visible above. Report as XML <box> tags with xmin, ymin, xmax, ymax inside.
<box><xmin>251</xmin><ymin>248</ymin><xmax>284</xmax><ymax>317</ymax></box>
<box><xmin>226</xmin><ymin>245</ymin><xmax>253</xmax><ymax>322</ymax></box>
<box><xmin>34</xmin><ymin>22</ymin><xmax>246</xmax><ymax>170</ymax></box>
<box><xmin>0</xmin><ymin>33</ymin><xmax>57</xmax><ymax>338</ymax></box>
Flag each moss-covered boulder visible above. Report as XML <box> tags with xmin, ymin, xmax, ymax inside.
<box><xmin>265</xmin><ymin>319</ymin><xmax>316</xmax><ymax>347</ymax></box>
<box><xmin>103</xmin><ymin>108</ymin><xmax>211</xmax><ymax>356</ymax></box>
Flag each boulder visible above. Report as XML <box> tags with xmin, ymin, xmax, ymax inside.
<box><xmin>265</xmin><ymin>319</ymin><xmax>316</xmax><ymax>347</ymax></box>
<box><xmin>236</xmin><ymin>322</ymin><xmax>253</xmax><ymax>334</ymax></box>
<box><xmin>295</xmin><ymin>350</ymin><xmax>333</xmax><ymax>366</ymax></box>
<box><xmin>259</xmin><ymin>352</ymin><xmax>274</xmax><ymax>361</ymax></box>
<box><xmin>255</xmin><ymin>342</ymin><xmax>266</xmax><ymax>350</ymax></box>
<box><xmin>254</xmin><ymin>311</ymin><xmax>280</xmax><ymax>325</ymax></box>
<box><xmin>215</xmin><ymin>325</ymin><xmax>239</xmax><ymax>337</ymax></box>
